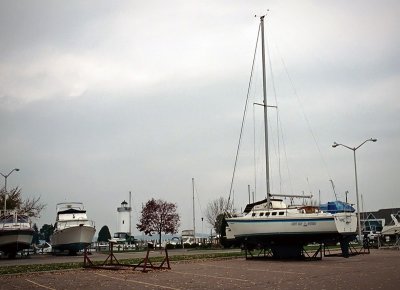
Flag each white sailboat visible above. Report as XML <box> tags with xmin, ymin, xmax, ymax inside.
<box><xmin>50</xmin><ymin>202</ymin><xmax>96</xmax><ymax>255</ymax></box>
<box><xmin>225</xmin><ymin>15</ymin><xmax>357</xmax><ymax>258</ymax></box>
<box><xmin>0</xmin><ymin>210</ymin><xmax>34</xmax><ymax>258</ymax></box>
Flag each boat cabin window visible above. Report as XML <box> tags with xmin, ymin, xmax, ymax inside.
<box><xmin>279</xmin><ymin>212</ymin><xmax>284</xmax><ymax>216</ymax></box>
<box><xmin>0</xmin><ymin>216</ymin><xmax>14</xmax><ymax>223</ymax></box>
<box><xmin>259</xmin><ymin>212</ymin><xmax>264</xmax><ymax>217</ymax></box>
<box><xmin>17</xmin><ymin>215</ymin><xmax>29</xmax><ymax>223</ymax></box>
<box><xmin>252</xmin><ymin>213</ymin><xmax>256</xmax><ymax>217</ymax></box>
<box><xmin>272</xmin><ymin>212</ymin><xmax>277</xmax><ymax>216</ymax></box>
<box><xmin>114</xmin><ymin>232</ymin><xmax>127</xmax><ymax>239</ymax></box>
<box><xmin>266</xmin><ymin>212</ymin><xmax>270</xmax><ymax>217</ymax></box>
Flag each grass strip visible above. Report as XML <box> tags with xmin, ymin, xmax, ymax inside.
<box><xmin>0</xmin><ymin>251</ymin><xmax>245</xmax><ymax>275</ymax></box>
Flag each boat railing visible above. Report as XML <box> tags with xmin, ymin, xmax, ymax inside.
<box><xmin>56</xmin><ymin>219</ymin><xmax>95</xmax><ymax>229</ymax></box>
<box><xmin>0</xmin><ymin>211</ymin><xmax>31</xmax><ymax>229</ymax></box>
<box><xmin>272</xmin><ymin>194</ymin><xmax>313</xmax><ymax>199</ymax></box>
<box><xmin>56</xmin><ymin>202</ymin><xmax>84</xmax><ymax>211</ymax></box>
<box><xmin>0</xmin><ymin>220</ymin><xmax>32</xmax><ymax>230</ymax></box>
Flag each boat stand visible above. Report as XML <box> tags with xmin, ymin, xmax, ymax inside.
<box><xmin>243</xmin><ymin>242</ymin><xmax>322</xmax><ymax>260</ymax></box>
<box><xmin>133</xmin><ymin>247</ymin><xmax>171</xmax><ymax>273</ymax></box>
<box><xmin>244</xmin><ymin>246</ymin><xmax>273</xmax><ymax>260</ymax></box>
<box><xmin>378</xmin><ymin>234</ymin><xmax>400</xmax><ymax>250</ymax></box>
<box><xmin>302</xmin><ymin>244</ymin><xmax>323</xmax><ymax>260</ymax></box>
<box><xmin>323</xmin><ymin>242</ymin><xmax>370</xmax><ymax>257</ymax></box>
<box><xmin>83</xmin><ymin>242</ymin><xmax>171</xmax><ymax>272</ymax></box>
<box><xmin>394</xmin><ymin>234</ymin><xmax>400</xmax><ymax>250</ymax></box>
<box><xmin>349</xmin><ymin>242</ymin><xmax>370</xmax><ymax>255</ymax></box>
<box><xmin>83</xmin><ymin>242</ymin><xmax>130</xmax><ymax>270</ymax></box>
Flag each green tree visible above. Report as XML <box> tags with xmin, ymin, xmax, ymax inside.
<box><xmin>40</xmin><ymin>224</ymin><xmax>54</xmax><ymax>242</ymax></box>
<box><xmin>215</xmin><ymin>213</ymin><xmax>225</xmax><ymax>236</ymax></box>
<box><xmin>32</xmin><ymin>223</ymin><xmax>40</xmax><ymax>244</ymax></box>
<box><xmin>137</xmin><ymin>198</ymin><xmax>180</xmax><ymax>246</ymax></box>
<box><xmin>97</xmin><ymin>225</ymin><xmax>112</xmax><ymax>242</ymax></box>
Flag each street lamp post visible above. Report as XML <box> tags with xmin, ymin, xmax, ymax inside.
<box><xmin>0</xmin><ymin>168</ymin><xmax>20</xmax><ymax>214</ymax></box>
<box><xmin>201</xmin><ymin>217</ymin><xmax>204</xmax><ymax>244</ymax></box>
<box><xmin>332</xmin><ymin>138</ymin><xmax>377</xmax><ymax>241</ymax></box>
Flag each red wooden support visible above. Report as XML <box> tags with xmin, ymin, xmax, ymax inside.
<box><xmin>83</xmin><ymin>247</ymin><xmax>94</xmax><ymax>267</ymax></box>
<box><xmin>133</xmin><ymin>246</ymin><xmax>171</xmax><ymax>272</ymax></box>
<box><xmin>83</xmin><ymin>242</ymin><xmax>171</xmax><ymax>272</ymax></box>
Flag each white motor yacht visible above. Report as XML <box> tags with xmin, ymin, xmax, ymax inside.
<box><xmin>0</xmin><ymin>211</ymin><xmax>34</xmax><ymax>258</ymax></box>
<box><xmin>50</xmin><ymin>202</ymin><xmax>96</xmax><ymax>255</ymax></box>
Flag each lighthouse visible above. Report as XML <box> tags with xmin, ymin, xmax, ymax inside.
<box><xmin>117</xmin><ymin>200</ymin><xmax>132</xmax><ymax>235</ymax></box>
<box><xmin>117</xmin><ymin>192</ymin><xmax>132</xmax><ymax>236</ymax></box>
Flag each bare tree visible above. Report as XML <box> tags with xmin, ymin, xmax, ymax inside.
<box><xmin>0</xmin><ymin>187</ymin><xmax>46</xmax><ymax>218</ymax></box>
<box><xmin>137</xmin><ymin>198</ymin><xmax>180</xmax><ymax>246</ymax></box>
<box><xmin>205</xmin><ymin>197</ymin><xmax>233</xmax><ymax>234</ymax></box>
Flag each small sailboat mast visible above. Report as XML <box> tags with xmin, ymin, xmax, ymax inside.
<box><xmin>192</xmin><ymin>177</ymin><xmax>196</xmax><ymax>239</ymax></box>
<box><xmin>260</xmin><ymin>15</ymin><xmax>271</xmax><ymax>209</ymax></box>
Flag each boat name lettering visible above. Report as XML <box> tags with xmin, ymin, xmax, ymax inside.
<box><xmin>291</xmin><ymin>221</ymin><xmax>317</xmax><ymax>226</ymax></box>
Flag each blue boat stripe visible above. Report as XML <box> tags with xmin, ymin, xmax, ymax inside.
<box><xmin>234</xmin><ymin>231</ymin><xmax>338</xmax><ymax>237</ymax></box>
<box><xmin>228</xmin><ymin>218</ymin><xmax>334</xmax><ymax>223</ymax></box>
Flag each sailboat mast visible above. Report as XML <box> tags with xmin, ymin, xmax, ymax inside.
<box><xmin>192</xmin><ymin>177</ymin><xmax>196</xmax><ymax>240</ymax></box>
<box><xmin>129</xmin><ymin>191</ymin><xmax>132</xmax><ymax>235</ymax></box>
<box><xmin>260</xmin><ymin>16</ymin><xmax>271</xmax><ymax>207</ymax></box>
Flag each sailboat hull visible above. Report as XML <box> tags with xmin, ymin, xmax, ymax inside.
<box><xmin>227</xmin><ymin>212</ymin><xmax>357</xmax><ymax>247</ymax></box>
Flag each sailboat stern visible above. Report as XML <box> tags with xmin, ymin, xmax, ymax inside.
<box><xmin>333</xmin><ymin>212</ymin><xmax>357</xmax><ymax>236</ymax></box>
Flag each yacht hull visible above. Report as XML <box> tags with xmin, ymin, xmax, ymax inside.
<box><xmin>0</xmin><ymin>229</ymin><xmax>34</xmax><ymax>254</ymax></box>
<box><xmin>381</xmin><ymin>226</ymin><xmax>400</xmax><ymax>236</ymax></box>
<box><xmin>51</xmin><ymin>225</ymin><xmax>95</xmax><ymax>252</ymax></box>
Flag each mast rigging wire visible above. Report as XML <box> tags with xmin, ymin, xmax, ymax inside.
<box><xmin>279</xmin><ymin>55</ymin><xmax>334</xmax><ymax>193</ymax></box>
<box><xmin>265</xmin><ymin>35</ymin><xmax>282</xmax><ymax>195</ymax></box>
<box><xmin>265</xmin><ymin>35</ymin><xmax>295</xmax><ymax>196</ymax></box>
<box><xmin>227</xmin><ymin>23</ymin><xmax>261</xmax><ymax>211</ymax></box>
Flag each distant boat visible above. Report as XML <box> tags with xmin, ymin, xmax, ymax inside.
<box><xmin>381</xmin><ymin>213</ymin><xmax>400</xmax><ymax>236</ymax></box>
<box><xmin>225</xmin><ymin>15</ymin><xmax>357</xmax><ymax>258</ymax></box>
<box><xmin>50</xmin><ymin>202</ymin><xmax>96</xmax><ymax>255</ymax></box>
<box><xmin>0</xmin><ymin>211</ymin><xmax>34</xmax><ymax>258</ymax></box>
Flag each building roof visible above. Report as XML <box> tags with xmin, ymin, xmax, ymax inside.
<box><xmin>361</xmin><ymin>208</ymin><xmax>400</xmax><ymax>225</ymax></box>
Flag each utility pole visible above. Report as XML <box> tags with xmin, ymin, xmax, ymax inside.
<box><xmin>1</xmin><ymin>168</ymin><xmax>20</xmax><ymax>214</ymax></box>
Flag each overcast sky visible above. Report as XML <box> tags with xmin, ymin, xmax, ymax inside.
<box><xmin>1</xmin><ymin>0</ymin><xmax>399</xmax><ymax>236</ymax></box>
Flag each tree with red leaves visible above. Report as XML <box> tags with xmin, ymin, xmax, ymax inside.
<box><xmin>136</xmin><ymin>198</ymin><xmax>180</xmax><ymax>246</ymax></box>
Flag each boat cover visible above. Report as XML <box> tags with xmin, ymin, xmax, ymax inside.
<box><xmin>320</xmin><ymin>201</ymin><xmax>355</xmax><ymax>213</ymax></box>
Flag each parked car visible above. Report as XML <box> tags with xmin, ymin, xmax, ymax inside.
<box><xmin>36</xmin><ymin>242</ymin><xmax>52</xmax><ymax>254</ymax></box>
<box><xmin>169</xmin><ymin>237</ymin><xmax>181</xmax><ymax>245</ymax></box>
